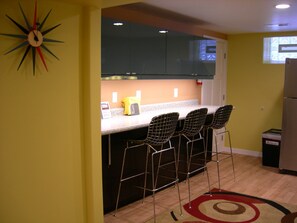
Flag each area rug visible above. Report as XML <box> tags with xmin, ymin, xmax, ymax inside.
<box><xmin>150</xmin><ymin>188</ymin><xmax>297</xmax><ymax>223</ymax></box>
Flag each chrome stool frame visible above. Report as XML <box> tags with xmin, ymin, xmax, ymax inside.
<box><xmin>206</xmin><ymin>104</ymin><xmax>235</xmax><ymax>189</ymax></box>
<box><xmin>175</xmin><ymin>108</ymin><xmax>210</xmax><ymax>208</ymax></box>
<box><xmin>114</xmin><ymin>112</ymin><xmax>182</xmax><ymax>222</ymax></box>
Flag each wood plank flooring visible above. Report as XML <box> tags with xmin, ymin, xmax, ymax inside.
<box><xmin>104</xmin><ymin>154</ymin><xmax>297</xmax><ymax>223</ymax></box>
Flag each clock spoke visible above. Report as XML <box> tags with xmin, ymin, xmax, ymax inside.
<box><xmin>5</xmin><ymin>14</ymin><xmax>29</xmax><ymax>35</ymax></box>
<box><xmin>43</xmin><ymin>38</ymin><xmax>63</xmax><ymax>43</ymax></box>
<box><xmin>17</xmin><ymin>45</ymin><xmax>31</xmax><ymax>70</ymax></box>
<box><xmin>42</xmin><ymin>24</ymin><xmax>61</xmax><ymax>36</ymax></box>
<box><xmin>41</xmin><ymin>45</ymin><xmax>59</xmax><ymax>60</ymax></box>
<box><xmin>39</xmin><ymin>9</ymin><xmax>52</xmax><ymax>30</ymax></box>
<box><xmin>32</xmin><ymin>48</ymin><xmax>36</xmax><ymax>75</ymax></box>
<box><xmin>36</xmin><ymin>47</ymin><xmax>48</xmax><ymax>71</ymax></box>
<box><xmin>4</xmin><ymin>41</ymin><xmax>29</xmax><ymax>55</ymax></box>
<box><xmin>0</xmin><ymin>33</ymin><xmax>27</xmax><ymax>39</ymax></box>
<box><xmin>33</xmin><ymin>0</ymin><xmax>37</xmax><ymax>29</ymax></box>
<box><xmin>18</xmin><ymin>2</ymin><xmax>30</xmax><ymax>29</ymax></box>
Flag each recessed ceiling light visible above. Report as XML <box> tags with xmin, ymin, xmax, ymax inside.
<box><xmin>275</xmin><ymin>4</ymin><xmax>290</xmax><ymax>9</ymax></box>
<box><xmin>159</xmin><ymin>30</ymin><xmax>168</xmax><ymax>34</ymax></box>
<box><xmin>113</xmin><ymin>22</ymin><xmax>123</xmax><ymax>26</ymax></box>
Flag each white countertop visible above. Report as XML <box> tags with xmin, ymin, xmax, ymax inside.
<box><xmin>101</xmin><ymin>100</ymin><xmax>219</xmax><ymax>135</ymax></box>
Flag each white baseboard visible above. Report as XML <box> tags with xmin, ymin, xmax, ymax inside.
<box><xmin>221</xmin><ymin>147</ymin><xmax>262</xmax><ymax>157</ymax></box>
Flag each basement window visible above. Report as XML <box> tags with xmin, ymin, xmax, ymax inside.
<box><xmin>263</xmin><ymin>36</ymin><xmax>297</xmax><ymax>64</ymax></box>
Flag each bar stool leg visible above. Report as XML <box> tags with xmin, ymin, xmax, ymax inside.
<box><xmin>205</xmin><ymin>165</ymin><xmax>211</xmax><ymax>192</ymax></box>
<box><xmin>154</xmin><ymin>145</ymin><xmax>163</xmax><ymax>190</ymax></box>
<box><xmin>142</xmin><ymin>145</ymin><xmax>150</xmax><ymax>202</ymax></box>
<box><xmin>205</xmin><ymin>127</ymin><xmax>223</xmax><ymax>189</ymax></box>
<box><xmin>201</xmin><ymin>136</ymin><xmax>211</xmax><ymax>195</ymax></box>
<box><xmin>204</xmin><ymin>144</ymin><xmax>211</xmax><ymax>194</ymax></box>
<box><xmin>173</xmin><ymin>146</ymin><xmax>183</xmax><ymax>216</ymax></box>
<box><xmin>114</xmin><ymin>145</ymin><xmax>129</xmax><ymax>216</ymax></box>
<box><xmin>213</xmin><ymin>129</ymin><xmax>235</xmax><ymax>190</ymax></box>
<box><xmin>177</xmin><ymin>135</ymin><xmax>182</xmax><ymax>173</ymax></box>
<box><xmin>151</xmin><ymin>151</ymin><xmax>157</xmax><ymax>223</ymax></box>
<box><xmin>214</xmin><ymin>134</ymin><xmax>221</xmax><ymax>189</ymax></box>
<box><xmin>187</xmin><ymin>137</ymin><xmax>211</xmax><ymax>208</ymax></box>
<box><xmin>227</xmin><ymin>130</ymin><xmax>236</xmax><ymax>181</ymax></box>
<box><xmin>150</xmin><ymin>145</ymin><xmax>182</xmax><ymax>222</ymax></box>
<box><xmin>186</xmin><ymin>140</ymin><xmax>193</xmax><ymax>208</ymax></box>
<box><xmin>202</xmin><ymin>134</ymin><xmax>211</xmax><ymax>194</ymax></box>
<box><xmin>167</xmin><ymin>141</ymin><xmax>183</xmax><ymax>216</ymax></box>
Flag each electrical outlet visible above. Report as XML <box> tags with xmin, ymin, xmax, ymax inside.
<box><xmin>136</xmin><ymin>90</ymin><xmax>141</xmax><ymax>99</ymax></box>
<box><xmin>112</xmin><ymin>92</ymin><xmax>118</xmax><ymax>103</ymax></box>
<box><xmin>174</xmin><ymin>88</ymin><xmax>178</xmax><ymax>98</ymax></box>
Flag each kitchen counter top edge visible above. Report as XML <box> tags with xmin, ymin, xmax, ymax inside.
<box><xmin>101</xmin><ymin>100</ymin><xmax>219</xmax><ymax>135</ymax></box>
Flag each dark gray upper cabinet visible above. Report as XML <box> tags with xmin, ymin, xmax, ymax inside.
<box><xmin>101</xmin><ymin>17</ymin><xmax>216</xmax><ymax>80</ymax></box>
<box><xmin>166</xmin><ymin>30</ymin><xmax>194</xmax><ymax>76</ymax></box>
<box><xmin>102</xmin><ymin>18</ymin><xmax>166</xmax><ymax>78</ymax></box>
<box><xmin>166</xmin><ymin>31</ymin><xmax>216</xmax><ymax>79</ymax></box>
<box><xmin>129</xmin><ymin>22</ymin><xmax>166</xmax><ymax>76</ymax></box>
<box><xmin>101</xmin><ymin>18</ymin><xmax>130</xmax><ymax>75</ymax></box>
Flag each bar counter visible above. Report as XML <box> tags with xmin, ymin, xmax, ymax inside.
<box><xmin>101</xmin><ymin>100</ymin><xmax>219</xmax><ymax>135</ymax></box>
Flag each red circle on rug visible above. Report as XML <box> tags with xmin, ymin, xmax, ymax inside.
<box><xmin>184</xmin><ymin>194</ymin><xmax>260</xmax><ymax>223</ymax></box>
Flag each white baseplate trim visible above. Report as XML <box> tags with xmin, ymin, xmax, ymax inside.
<box><xmin>221</xmin><ymin>147</ymin><xmax>262</xmax><ymax>157</ymax></box>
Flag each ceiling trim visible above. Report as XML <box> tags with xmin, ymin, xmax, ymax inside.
<box><xmin>102</xmin><ymin>3</ymin><xmax>227</xmax><ymax>39</ymax></box>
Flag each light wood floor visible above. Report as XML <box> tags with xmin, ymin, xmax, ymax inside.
<box><xmin>104</xmin><ymin>154</ymin><xmax>297</xmax><ymax>223</ymax></box>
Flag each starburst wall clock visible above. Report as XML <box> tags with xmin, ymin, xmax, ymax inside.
<box><xmin>1</xmin><ymin>0</ymin><xmax>63</xmax><ymax>75</ymax></box>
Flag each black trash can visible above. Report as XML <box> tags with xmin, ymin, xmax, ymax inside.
<box><xmin>262</xmin><ymin>129</ymin><xmax>281</xmax><ymax>168</ymax></box>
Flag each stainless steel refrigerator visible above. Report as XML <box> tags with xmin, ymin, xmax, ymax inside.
<box><xmin>279</xmin><ymin>58</ymin><xmax>297</xmax><ymax>172</ymax></box>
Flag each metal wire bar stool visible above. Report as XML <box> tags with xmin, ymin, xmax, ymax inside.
<box><xmin>114</xmin><ymin>112</ymin><xmax>182</xmax><ymax>222</ymax></box>
<box><xmin>206</xmin><ymin>104</ymin><xmax>235</xmax><ymax>189</ymax></box>
<box><xmin>175</xmin><ymin>108</ymin><xmax>210</xmax><ymax>208</ymax></box>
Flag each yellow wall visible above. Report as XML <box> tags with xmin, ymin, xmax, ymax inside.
<box><xmin>1</xmin><ymin>0</ymin><xmax>295</xmax><ymax>222</ymax></box>
<box><xmin>0</xmin><ymin>0</ymin><xmax>102</xmax><ymax>223</ymax></box>
<box><xmin>227</xmin><ymin>31</ymin><xmax>297</xmax><ymax>152</ymax></box>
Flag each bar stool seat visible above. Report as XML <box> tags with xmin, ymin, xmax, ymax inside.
<box><xmin>175</xmin><ymin>108</ymin><xmax>210</xmax><ymax>208</ymax></box>
<box><xmin>206</xmin><ymin>104</ymin><xmax>235</xmax><ymax>189</ymax></box>
<box><xmin>114</xmin><ymin>112</ymin><xmax>182</xmax><ymax>222</ymax></box>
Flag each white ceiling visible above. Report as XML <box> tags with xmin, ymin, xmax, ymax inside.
<box><xmin>143</xmin><ymin>0</ymin><xmax>297</xmax><ymax>34</ymax></box>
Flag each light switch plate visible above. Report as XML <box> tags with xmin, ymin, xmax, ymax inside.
<box><xmin>112</xmin><ymin>92</ymin><xmax>118</xmax><ymax>103</ymax></box>
<box><xmin>174</xmin><ymin>88</ymin><xmax>178</xmax><ymax>98</ymax></box>
<box><xmin>136</xmin><ymin>90</ymin><xmax>141</xmax><ymax>99</ymax></box>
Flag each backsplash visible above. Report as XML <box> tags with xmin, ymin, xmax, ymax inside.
<box><xmin>110</xmin><ymin>99</ymin><xmax>199</xmax><ymax>117</ymax></box>
<box><xmin>101</xmin><ymin>79</ymin><xmax>202</xmax><ymax>109</ymax></box>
